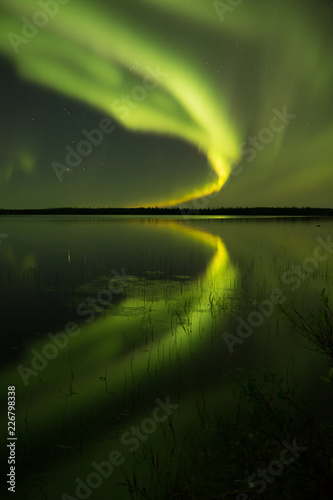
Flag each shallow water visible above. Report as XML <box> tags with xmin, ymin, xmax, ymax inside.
<box><xmin>1</xmin><ymin>216</ymin><xmax>332</xmax><ymax>499</ymax></box>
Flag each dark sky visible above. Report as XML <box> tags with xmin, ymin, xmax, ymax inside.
<box><xmin>0</xmin><ymin>0</ymin><xmax>332</xmax><ymax>208</ymax></box>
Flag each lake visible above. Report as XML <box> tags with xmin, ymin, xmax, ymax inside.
<box><xmin>1</xmin><ymin>216</ymin><xmax>332</xmax><ymax>499</ymax></box>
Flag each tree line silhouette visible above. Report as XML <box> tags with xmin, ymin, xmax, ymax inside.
<box><xmin>0</xmin><ymin>207</ymin><xmax>332</xmax><ymax>216</ymax></box>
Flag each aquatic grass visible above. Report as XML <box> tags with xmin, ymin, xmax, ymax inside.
<box><xmin>164</xmin><ymin>368</ymin><xmax>333</xmax><ymax>500</ymax></box>
<box><xmin>281</xmin><ymin>289</ymin><xmax>333</xmax><ymax>360</ymax></box>
<box><xmin>2</xmin><ymin>220</ymin><xmax>333</xmax><ymax>499</ymax></box>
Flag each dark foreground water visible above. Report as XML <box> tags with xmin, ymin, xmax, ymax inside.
<box><xmin>1</xmin><ymin>216</ymin><xmax>332</xmax><ymax>499</ymax></box>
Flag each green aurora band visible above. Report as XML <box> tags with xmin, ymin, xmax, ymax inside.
<box><xmin>0</xmin><ymin>0</ymin><xmax>332</xmax><ymax>206</ymax></box>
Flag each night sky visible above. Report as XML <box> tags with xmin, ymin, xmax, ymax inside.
<box><xmin>0</xmin><ymin>0</ymin><xmax>332</xmax><ymax>209</ymax></box>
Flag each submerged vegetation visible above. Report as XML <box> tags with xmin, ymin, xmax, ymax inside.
<box><xmin>281</xmin><ymin>289</ymin><xmax>333</xmax><ymax>360</ymax></box>
<box><xmin>1</xmin><ymin>217</ymin><xmax>333</xmax><ymax>499</ymax></box>
<box><xmin>163</xmin><ymin>292</ymin><xmax>333</xmax><ymax>500</ymax></box>
<box><xmin>164</xmin><ymin>368</ymin><xmax>333</xmax><ymax>500</ymax></box>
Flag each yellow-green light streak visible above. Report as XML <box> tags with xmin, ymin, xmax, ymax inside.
<box><xmin>0</xmin><ymin>221</ymin><xmax>237</xmax><ymax>435</ymax></box>
<box><xmin>0</xmin><ymin>0</ymin><xmax>332</xmax><ymax>205</ymax></box>
<box><xmin>0</xmin><ymin>0</ymin><xmax>240</xmax><ymax>205</ymax></box>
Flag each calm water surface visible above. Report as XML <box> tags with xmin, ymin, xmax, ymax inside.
<box><xmin>1</xmin><ymin>216</ymin><xmax>332</xmax><ymax>499</ymax></box>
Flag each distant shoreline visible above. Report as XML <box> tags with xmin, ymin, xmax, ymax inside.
<box><xmin>0</xmin><ymin>207</ymin><xmax>333</xmax><ymax>216</ymax></box>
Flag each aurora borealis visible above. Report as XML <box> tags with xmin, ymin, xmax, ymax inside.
<box><xmin>0</xmin><ymin>0</ymin><xmax>332</xmax><ymax>208</ymax></box>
